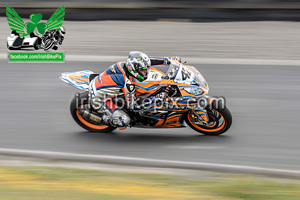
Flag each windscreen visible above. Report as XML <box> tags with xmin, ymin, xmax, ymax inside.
<box><xmin>166</xmin><ymin>63</ymin><xmax>209</xmax><ymax>91</ymax></box>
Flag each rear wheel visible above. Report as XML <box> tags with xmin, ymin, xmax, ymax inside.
<box><xmin>185</xmin><ymin>101</ymin><xmax>232</xmax><ymax>135</ymax></box>
<box><xmin>70</xmin><ymin>92</ymin><xmax>116</xmax><ymax>133</ymax></box>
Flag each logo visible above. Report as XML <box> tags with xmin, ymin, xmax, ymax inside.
<box><xmin>6</xmin><ymin>5</ymin><xmax>66</xmax><ymax>62</ymax></box>
<box><xmin>126</xmin><ymin>84</ymin><xmax>135</xmax><ymax>93</ymax></box>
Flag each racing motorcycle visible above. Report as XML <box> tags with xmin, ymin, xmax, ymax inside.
<box><xmin>41</xmin><ymin>29</ymin><xmax>64</xmax><ymax>51</ymax></box>
<box><xmin>60</xmin><ymin>60</ymin><xmax>232</xmax><ymax>135</ymax></box>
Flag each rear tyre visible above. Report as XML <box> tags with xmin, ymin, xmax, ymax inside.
<box><xmin>185</xmin><ymin>101</ymin><xmax>232</xmax><ymax>135</ymax></box>
<box><xmin>70</xmin><ymin>92</ymin><xmax>116</xmax><ymax>133</ymax></box>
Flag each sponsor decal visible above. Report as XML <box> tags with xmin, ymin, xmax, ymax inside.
<box><xmin>126</xmin><ymin>84</ymin><xmax>136</xmax><ymax>93</ymax></box>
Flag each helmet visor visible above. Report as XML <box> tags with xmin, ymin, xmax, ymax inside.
<box><xmin>134</xmin><ymin>63</ymin><xmax>149</xmax><ymax>74</ymax></box>
<box><xmin>139</xmin><ymin>67</ymin><xmax>148</xmax><ymax>77</ymax></box>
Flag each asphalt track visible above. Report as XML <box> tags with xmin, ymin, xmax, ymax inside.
<box><xmin>1</xmin><ymin>59</ymin><xmax>300</xmax><ymax>171</ymax></box>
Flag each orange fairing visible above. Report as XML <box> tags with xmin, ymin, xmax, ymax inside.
<box><xmin>135</xmin><ymin>80</ymin><xmax>175</xmax><ymax>96</ymax></box>
<box><xmin>134</xmin><ymin>67</ymin><xmax>165</xmax><ymax>96</ymax></box>
<box><xmin>149</xmin><ymin>67</ymin><xmax>166</xmax><ymax>76</ymax></box>
<box><xmin>153</xmin><ymin>114</ymin><xmax>183</xmax><ymax>128</ymax></box>
<box><xmin>135</xmin><ymin>79</ymin><xmax>207</xmax><ymax>100</ymax></box>
<box><xmin>134</xmin><ymin>80</ymin><xmax>161</xmax><ymax>96</ymax></box>
<box><xmin>159</xmin><ymin>79</ymin><xmax>174</xmax><ymax>85</ymax></box>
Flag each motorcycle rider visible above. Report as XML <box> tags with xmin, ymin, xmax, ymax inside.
<box><xmin>89</xmin><ymin>51</ymin><xmax>176</xmax><ymax>127</ymax></box>
<box><xmin>42</xmin><ymin>26</ymin><xmax>66</xmax><ymax>50</ymax></box>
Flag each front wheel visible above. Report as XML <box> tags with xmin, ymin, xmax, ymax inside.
<box><xmin>70</xmin><ymin>92</ymin><xmax>116</xmax><ymax>133</ymax></box>
<box><xmin>185</xmin><ymin>101</ymin><xmax>232</xmax><ymax>135</ymax></box>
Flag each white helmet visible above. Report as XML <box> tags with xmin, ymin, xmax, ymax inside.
<box><xmin>126</xmin><ymin>51</ymin><xmax>151</xmax><ymax>82</ymax></box>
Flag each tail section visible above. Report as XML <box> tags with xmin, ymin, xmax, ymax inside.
<box><xmin>60</xmin><ymin>70</ymin><xmax>95</xmax><ymax>91</ymax></box>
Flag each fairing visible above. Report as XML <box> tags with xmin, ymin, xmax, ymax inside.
<box><xmin>60</xmin><ymin>70</ymin><xmax>94</xmax><ymax>91</ymax></box>
<box><xmin>134</xmin><ymin>61</ymin><xmax>212</xmax><ymax>127</ymax></box>
<box><xmin>135</xmin><ymin>61</ymin><xmax>209</xmax><ymax>100</ymax></box>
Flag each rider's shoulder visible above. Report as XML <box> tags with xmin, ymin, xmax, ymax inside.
<box><xmin>106</xmin><ymin>61</ymin><xmax>126</xmax><ymax>75</ymax></box>
<box><xmin>106</xmin><ymin>63</ymin><xmax>117</xmax><ymax>74</ymax></box>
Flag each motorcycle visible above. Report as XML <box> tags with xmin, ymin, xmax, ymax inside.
<box><xmin>60</xmin><ymin>60</ymin><xmax>232</xmax><ymax>135</ymax></box>
<box><xmin>41</xmin><ymin>29</ymin><xmax>64</xmax><ymax>51</ymax></box>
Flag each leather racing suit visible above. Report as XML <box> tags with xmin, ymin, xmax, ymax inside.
<box><xmin>89</xmin><ymin>57</ymin><xmax>169</xmax><ymax>127</ymax></box>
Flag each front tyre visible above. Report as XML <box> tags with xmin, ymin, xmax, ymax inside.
<box><xmin>185</xmin><ymin>101</ymin><xmax>232</xmax><ymax>135</ymax></box>
<box><xmin>70</xmin><ymin>92</ymin><xmax>116</xmax><ymax>133</ymax></box>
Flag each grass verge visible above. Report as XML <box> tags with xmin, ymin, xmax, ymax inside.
<box><xmin>0</xmin><ymin>166</ymin><xmax>300</xmax><ymax>200</ymax></box>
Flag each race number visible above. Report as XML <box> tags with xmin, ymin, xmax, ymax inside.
<box><xmin>181</xmin><ymin>67</ymin><xmax>191</xmax><ymax>80</ymax></box>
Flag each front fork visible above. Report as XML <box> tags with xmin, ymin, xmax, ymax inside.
<box><xmin>190</xmin><ymin>96</ymin><xmax>215</xmax><ymax>125</ymax></box>
<box><xmin>190</xmin><ymin>110</ymin><xmax>209</xmax><ymax>125</ymax></box>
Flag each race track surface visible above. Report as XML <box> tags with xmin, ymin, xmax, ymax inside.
<box><xmin>1</xmin><ymin>60</ymin><xmax>300</xmax><ymax>170</ymax></box>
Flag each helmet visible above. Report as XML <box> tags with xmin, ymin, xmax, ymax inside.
<box><xmin>59</xmin><ymin>26</ymin><xmax>66</xmax><ymax>35</ymax></box>
<box><xmin>126</xmin><ymin>51</ymin><xmax>151</xmax><ymax>82</ymax></box>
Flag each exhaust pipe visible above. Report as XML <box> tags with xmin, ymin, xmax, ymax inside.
<box><xmin>79</xmin><ymin>109</ymin><xmax>103</xmax><ymax>125</ymax></box>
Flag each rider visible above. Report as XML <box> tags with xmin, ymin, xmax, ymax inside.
<box><xmin>42</xmin><ymin>26</ymin><xmax>66</xmax><ymax>50</ymax></box>
<box><xmin>89</xmin><ymin>51</ymin><xmax>179</xmax><ymax>127</ymax></box>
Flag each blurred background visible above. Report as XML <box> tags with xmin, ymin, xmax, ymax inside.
<box><xmin>2</xmin><ymin>0</ymin><xmax>300</xmax><ymax>21</ymax></box>
<box><xmin>1</xmin><ymin>0</ymin><xmax>300</xmax><ymax>59</ymax></box>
